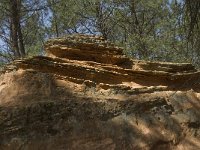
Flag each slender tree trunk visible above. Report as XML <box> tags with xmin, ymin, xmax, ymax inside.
<box><xmin>17</xmin><ymin>0</ymin><xmax>25</xmax><ymax>57</ymax></box>
<box><xmin>95</xmin><ymin>1</ymin><xmax>108</xmax><ymax>40</ymax></box>
<box><xmin>54</xmin><ymin>16</ymin><xmax>59</xmax><ymax>37</ymax></box>
<box><xmin>10</xmin><ymin>0</ymin><xmax>20</xmax><ymax>58</ymax></box>
<box><xmin>53</xmin><ymin>10</ymin><xmax>59</xmax><ymax>37</ymax></box>
<box><xmin>17</xmin><ymin>22</ymin><xmax>25</xmax><ymax>57</ymax></box>
<box><xmin>9</xmin><ymin>19</ymin><xmax>17</xmax><ymax>57</ymax></box>
<box><xmin>130</xmin><ymin>1</ymin><xmax>149</xmax><ymax>59</ymax></box>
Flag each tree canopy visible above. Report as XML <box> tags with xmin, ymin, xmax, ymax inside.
<box><xmin>0</xmin><ymin>0</ymin><xmax>199</xmax><ymax>67</ymax></box>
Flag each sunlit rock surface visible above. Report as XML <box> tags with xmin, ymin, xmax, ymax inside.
<box><xmin>0</xmin><ymin>34</ymin><xmax>200</xmax><ymax>150</ymax></box>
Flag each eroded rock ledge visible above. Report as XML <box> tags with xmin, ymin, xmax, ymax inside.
<box><xmin>0</xmin><ymin>34</ymin><xmax>200</xmax><ymax>150</ymax></box>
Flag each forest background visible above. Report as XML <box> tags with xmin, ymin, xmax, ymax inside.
<box><xmin>0</xmin><ymin>0</ymin><xmax>199</xmax><ymax>67</ymax></box>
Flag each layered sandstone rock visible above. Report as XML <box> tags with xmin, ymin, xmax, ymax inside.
<box><xmin>0</xmin><ymin>34</ymin><xmax>200</xmax><ymax>150</ymax></box>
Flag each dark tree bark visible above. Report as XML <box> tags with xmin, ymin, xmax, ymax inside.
<box><xmin>10</xmin><ymin>0</ymin><xmax>20</xmax><ymax>58</ymax></box>
<box><xmin>49</xmin><ymin>0</ymin><xmax>59</xmax><ymax>37</ymax></box>
<box><xmin>95</xmin><ymin>1</ymin><xmax>108</xmax><ymax>40</ymax></box>
<box><xmin>9</xmin><ymin>0</ymin><xmax>25</xmax><ymax>58</ymax></box>
<box><xmin>130</xmin><ymin>0</ymin><xmax>149</xmax><ymax>59</ymax></box>
<box><xmin>17</xmin><ymin>0</ymin><xmax>25</xmax><ymax>57</ymax></box>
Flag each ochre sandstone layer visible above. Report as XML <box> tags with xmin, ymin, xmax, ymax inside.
<box><xmin>0</xmin><ymin>34</ymin><xmax>200</xmax><ymax>150</ymax></box>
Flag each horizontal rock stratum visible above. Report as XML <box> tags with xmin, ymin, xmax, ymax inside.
<box><xmin>0</xmin><ymin>34</ymin><xmax>200</xmax><ymax>150</ymax></box>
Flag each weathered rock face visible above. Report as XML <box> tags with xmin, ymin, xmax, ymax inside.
<box><xmin>0</xmin><ymin>34</ymin><xmax>200</xmax><ymax>150</ymax></box>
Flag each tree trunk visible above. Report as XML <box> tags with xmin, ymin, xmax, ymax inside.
<box><xmin>95</xmin><ymin>1</ymin><xmax>108</xmax><ymax>40</ymax></box>
<box><xmin>17</xmin><ymin>21</ymin><xmax>25</xmax><ymax>57</ymax></box>
<box><xmin>10</xmin><ymin>0</ymin><xmax>25</xmax><ymax>58</ymax></box>
<box><xmin>10</xmin><ymin>0</ymin><xmax>20</xmax><ymax>58</ymax></box>
<box><xmin>130</xmin><ymin>1</ymin><xmax>149</xmax><ymax>59</ymax></box>
<box><xmin>17</xmin><ymin>0</ymin><xmax>25</xmax><ymax>57</ymax></box>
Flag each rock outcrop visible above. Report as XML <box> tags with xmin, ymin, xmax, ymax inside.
<box><xmin>0</xmin><ymin>34</ymin><xmax>200</xmax><ymax>150</ymax></box>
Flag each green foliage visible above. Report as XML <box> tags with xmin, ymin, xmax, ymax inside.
<box><xmin>0</xmin><ymin>0</ymin><xmax>199</xmax><ymax>68</ymax></box>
